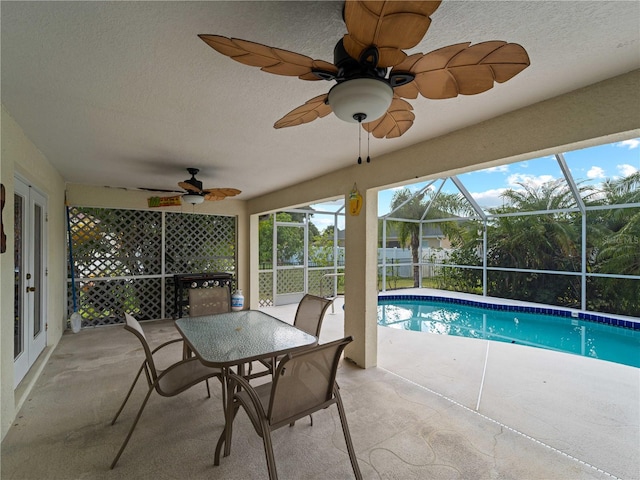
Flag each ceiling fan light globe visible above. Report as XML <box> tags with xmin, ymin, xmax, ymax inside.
<box><xmin>182</xmin><ymin>193</ymin><xmax>205</xmax><ymax>205</ymax></box>
<box><xmin>328</xmin><ymin>78</ymin><xmax>393</xmax><ymax>124</ymax></box>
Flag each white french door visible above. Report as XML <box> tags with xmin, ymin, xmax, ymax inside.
<box><xmin>14</xmin><ymin>178</ymin><xmax>47</xmax><ymax>387</ymax></box>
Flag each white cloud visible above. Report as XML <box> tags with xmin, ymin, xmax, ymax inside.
<box><xmin>484</xmin><ymin>165</ymin><xmax>509</xmax><ymax>173</ymax></box>
<box><xmin>471</xmin><ymin>188</ymin><xmax>508</xmax><ymax>208</ymax></box>
<box><xmin>587</xmin><ymin>166</ymin><xmax>605</xmax><ymax>179</ymax></box>
<box><xmin>617</xmin><ymin>163</ymin><xmax>638</xmax><ymax>177</ymax></box>
<box><xmin>506</xmin><ymin>173</ymin><xmax>556</xmax><ymax>188</ymax></box>
<box><xmin>616</xmin><ymin>139</ymin><xmax>640</xmax><ymax>149</ymax></box>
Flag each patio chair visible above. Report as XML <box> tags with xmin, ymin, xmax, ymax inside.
<box><xmin>218</xmin><ymin>336</ymin><xmax>362</xmax><ymax>480</ymax></box>
<box><xmin>110</xmin><ymin>313</ymin><xmax>222</xmax><ymax>469</ymax></box>
<box><xmin>188</xmin><ymin>286</ymin><xmax>231</xmax><ymax>316</ymax></box>
<box><xmin>256</xmin><ymin>294</ymin><xmax>332</xmax><ymax>376</ymax></box>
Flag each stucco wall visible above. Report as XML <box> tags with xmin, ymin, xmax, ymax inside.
<box><xmin>1</xmin><ymin>106</ymin><xmax>66</xmax><ymax>439</ymax></box>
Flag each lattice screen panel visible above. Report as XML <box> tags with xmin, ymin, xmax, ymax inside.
<box><xmin>165</xmin><ymin>278</ymin><xmax>177</xmax><ymax>319</ymax></box>
<box><xmin>67</xmin><ymin>278</ymin><xmax>162</xmax><ymax>327</ymax></box>
<box><xmin>165</xmin><ymin>213</ymin><xmax>236</xmax><ymax>274</ymax></box>
<box><xmin>276</xmin><ymin>268</ymin><xmax>304</xmax><ymax>294</ymax></box>
<box><xmin>69</xmin><ymin>208</ymin><xmax>162</xmax><ymax>277</ymax></box>
<box><xmin>258</xmin><ymin>271</ymin><xmax>274</xmax><ymax>307</ymax></box>
<box><xmin>67</xmin><ymin>207</ymin><xmax>236</xmax><ymax>327</ymax></box>
<box><xmin>307</xmin><ymin>268</ymin><xmax>334</xmax><ymax>297</ymax></box>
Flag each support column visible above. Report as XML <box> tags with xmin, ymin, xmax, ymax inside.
<box><xmin>247</xmin><ymin>213</ymin><xmax>259</xmax><ymax>309</ymax></box>
<box><xmin>344</xmin><ymin>188</ymin><xmax>378</xmax><ymax>368</ymax></box>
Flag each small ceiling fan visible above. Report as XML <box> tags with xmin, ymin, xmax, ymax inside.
<box><xmin>178</xmin><ymin>168</ymin><xmax>241</xmax><ymax>204</ymax></box>
<box><xmin>199</xmin><ymin>0</ymin><xmax>530</xmax><ymax>140</ymax></box>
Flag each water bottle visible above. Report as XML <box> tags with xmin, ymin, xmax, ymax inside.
<box><xmin>231</xmin><ymin>289</ymin><xmax>244</xmax><ymax>311</ymax></box>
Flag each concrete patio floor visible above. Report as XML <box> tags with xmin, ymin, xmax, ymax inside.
<box><xmin>2</xmin><ymin>291</ymin><xmax>638</xmax><ymax>479</ymax></box>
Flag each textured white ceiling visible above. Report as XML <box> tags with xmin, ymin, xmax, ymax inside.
<box><xmin>2</xmin><ymin>1</ymin><xmax>639</xmax><ymax>199</ymax></box>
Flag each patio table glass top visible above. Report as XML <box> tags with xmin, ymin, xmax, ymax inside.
<box><xmin>174</xmin><ymin>310</ymin><xmax>317</xmax><ymax>367</ymax></box>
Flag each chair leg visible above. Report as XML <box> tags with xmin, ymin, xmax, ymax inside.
<box><xmin>111</xmin><ymin>363</ymin><xmax>145</xmax><ymax>425</ymax></box>
<box><xmin>335</xmin><ymin>389</ymin><xmax>362</xmax><ymax>480</ymax></box>
<box><xmin>214</xmin><ymin>401</ymin><xmax>240</xmax><ymax>466</ymax></box>
<box><xmin>206</xmin><ymin>379</ymin><xmax>211</xmax><ymax>398</ymax></box>
<box><xmin>214</xmin><ymin>426</ymin><xmax>226</xmax><ymax>466</ymax></box>
<box><xmin>261</xmin><ymin>427</ymin><xmax>278</xmax><ymax>480</ymax></box>
<box><xmin>110</xmin><ymin>385</ymin><xmax>155</xmax><ymax>469</ymax></box>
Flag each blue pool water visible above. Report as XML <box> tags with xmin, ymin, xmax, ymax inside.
<box><xmin>378</xmin><ymin>296</ymin><xmax>640</xmax><ymax>368</ymax></box>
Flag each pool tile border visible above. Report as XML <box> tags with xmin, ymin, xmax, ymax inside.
<box><xmin>378</xmin><ymin>294</ymin><xmax>640</xmax><ymax>331</ymax></box>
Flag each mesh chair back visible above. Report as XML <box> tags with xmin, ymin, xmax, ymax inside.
<box><xmin>124</xmin><ymin>312</ymin><xmax>146</xmax><ymax>339</ymax></box>
<box><xmin>123</xmin><ymin>312</ymin><xmax>158</xmax><ymax>381</ymax></box>
<box><xmin>268</xmin><ymin>337</ymin><xmax>352</xmax><ymax>427</ymax></box>
<box><xmin>293</xmin><ymin>294</ymin><xmax>333</xmax><ymax>337</ymax></box>
<box><xmin>189</xmin><ymin>287</ymin><xmax>231</xmax><ymax>316</ymax></box>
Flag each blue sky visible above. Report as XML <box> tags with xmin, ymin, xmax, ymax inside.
<box><xmin>378</xmin><ymin>138</ymin><xmax>640</xmax><ymax>215</ymax></box>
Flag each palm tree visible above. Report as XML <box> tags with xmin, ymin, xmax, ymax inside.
<box><xmin>387</xmin><ymin>189</ymin><xmax>426</xmax><ymax>287</ymax></box>
<box><xmin>482</xmin><ymin>179</ymin><xmax>583</xmax><ymax>305</ymax></box>
<box><xmin>387</xmin><ymin>187</ymin><xmax>470</xmax><ymax>287</ymax></box>
<box><xmin>590</xmin><ymin>172</ymin><xmax>640</xmax><ymax>315</ymax></box>
<box><xmin>594</xmin><ymin>172</ymin><xmax>640</xmax><ymax>274</ymax></box>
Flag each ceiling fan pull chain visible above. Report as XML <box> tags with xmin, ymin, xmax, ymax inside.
<box><xmin>357</xmin><ymin>123</ymin><xmax>362</xmax><ymax>164</ymax></box>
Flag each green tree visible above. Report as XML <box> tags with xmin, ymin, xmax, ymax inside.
<box><xmin>258</xmin><ymin>212</ymin><xmax>319</xmax><ymax>268</ymax></box>
<box><xmin>594</xmin><ymin>172</ymin><xmax>640</xmax><ymax>259</ymax></box>
<box><xmin>388</xmin><ymin>189</ymin><xmax>428</xmax><ymax>287</ymax></box>
<box><xmin>309</xmin><ymin>225</ymin><xmax>336</xmax><ymax>267</ymax></box>
<box><xmin>589</xmin><ymin>172</ymin><xmax>640</xmax><ymax>315</ymax></box>
<box><xmin>487</xmin><ymin>180</ymin><xmax>582</xmax><ymax>305</ymax></box>
<box><xmin>388</xmin><ymin>188</ymin><xmax>470</xmax><ymax>287</ymax></box>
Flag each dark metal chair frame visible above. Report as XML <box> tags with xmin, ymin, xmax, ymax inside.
<box><xmin>218</xmin><ymin>336</ymin><xmax>362</xmax><ymax>480</ymax></box>
<box><xmin>257</xmin><ymin>294</ymin><xmax>333</xmax><ymax>376</ymax></box>
<box><xmin>110</xmin><ymin>313</ymin><xmax>222</xmax><ymax>469</ymax></box>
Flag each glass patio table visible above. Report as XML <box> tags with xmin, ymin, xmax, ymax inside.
<box><xmin>174</xmin><ymin>310</ymin><xmax>317</xmax><ymax>460</ymax></box>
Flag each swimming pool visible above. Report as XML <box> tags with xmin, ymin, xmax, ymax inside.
<box><xmin>378</xmin><ymin>296</ymin><xmax>640</xmax><ymax>368</ymax></box>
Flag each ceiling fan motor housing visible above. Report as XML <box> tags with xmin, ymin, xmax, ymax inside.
<box><xmin>328</xmin><ymin>39</ymin><xmax>394</xmax><ymax>123</ymax></box>
<box><xmin>333</xmin><ymin>39</ymin><xmax>387</xmax><ymax>81</ymax></box>
<box><xmin>185</xmin><ymin>167</ymin><xmax>203</xmax><ymax>191</ymax></box>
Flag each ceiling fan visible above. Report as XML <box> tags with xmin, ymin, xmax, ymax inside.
<box><xmin>199</xmin><ymin>0</ymin><xmax>530</xmax><ymax>140</ymax></box>
<box><xmin>178</xmin><ymin>168</ymin><xmax>241</xmax><ymax>204</ymax></box>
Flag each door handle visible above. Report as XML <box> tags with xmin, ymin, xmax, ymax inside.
<box><xmin>26</xmin><ymin>286</ymin><xmax>36</xmax><ymax>292</ymax></box>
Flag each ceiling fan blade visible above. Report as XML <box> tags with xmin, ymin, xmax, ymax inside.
<box><xmin>362</xmin><ymin>97</ymin><xmax>415</xmax><ymax>139</ymax></box>
<box><xmin>204</xmin><ymin>188</ymin><xmax>241</xmax><ymax>201</ymax></box>
<box><xmin>198</xmin><ymin>35</ymin><xmax>337</xmax><ymax>80</ymax></box>
<box><xmin>274</xmin><ymin>94</ymin><xmax>332</xmax><ymax>129</ymax></box>
<box><xmin>178</xmin><ymin>181</ymin><xmax>202</xmax><ymax>193</ymax></box>
<box><xmin>392</xmin><ymin>41</ymin><xmax>530</xmax><ymax>99</ymax></box>
<box><xmin>203</xmin><ymin>188</ymin><xmax>241</xmax><ymax>197</ymax></box>
<box><xmin>343</xmin><ymin>1</ymin><xmax>442</xmax><ymax>68</ymax></box>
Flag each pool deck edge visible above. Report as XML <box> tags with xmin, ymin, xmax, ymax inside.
<box><xmin>378</xmin><ymin>288</ymin><xmax>640</xmax><ymax>330</ymax></box>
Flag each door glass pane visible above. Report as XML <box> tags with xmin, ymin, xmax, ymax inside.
<box><xmin>276</xmin><ymin>225</ymin><xmax>304</xmax><ymax>267</ymax></box>
<box><xmin>33</xmin><ymin>204</ymin><xmax>42</xmax><ymax>337</ymax></box>
<box><xmin>14</xmin><ymin>193</ymin><xmax>24</xmax><ymax>359</ymax></box>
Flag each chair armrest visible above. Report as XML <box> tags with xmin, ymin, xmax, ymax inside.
<box><xmin>158</xmin><ymin>356</ymin><xmax>221</xmax><ymax>379</ymax></box>
<box><xmin>228</xmin><ymin>372</ymin><xmax>269</xmax><ymax>418</ymax></box>
<box><xmin>151</xmin><ymin>337</ymin><xmax>184</xmax><ymax>354</ymax></box>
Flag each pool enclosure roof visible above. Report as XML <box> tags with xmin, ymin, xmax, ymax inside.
<box><xmin>374</xmin><ymin>139</ymin><xmax>640</xmax><ymax>314</ymax></box>
<box><xmin>380</xmin><ymin>140</ymin><xmax>640</xmax><ymax>223</ymax></box>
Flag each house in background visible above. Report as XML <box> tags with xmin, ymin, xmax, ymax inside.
<box><xmin>382</xmin><ymin>224</ymin><xmax>452</xmax><ymax>250</ymax></box>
